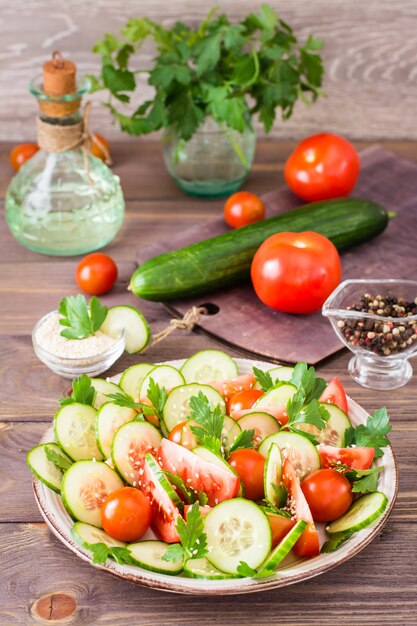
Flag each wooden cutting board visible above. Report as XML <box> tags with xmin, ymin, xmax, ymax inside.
<box><xmin>137</xmin><ymin>146</ymin><xmax>417</xmax><ymax>364</ymax></box>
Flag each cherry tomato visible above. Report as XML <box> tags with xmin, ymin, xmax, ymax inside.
<box><xmin>224</xmin><ymin>192</ymin><xmax>265</xmax><ymax>229</ymax></box>
<box><xmin>76</xmin><ymin>253</ymin><xmax>118</xmax><ymax>295</ymax></box>
<box><xmin>228</xmin><ymin>389</ymin><xmax>264</xmax><ymax>418</ymax></box>
<box><xmin>301</xmin><ymin>469</ymin><xmax>353</xmax><ymax>522</ymax></box>
<box><xmin>319</xmin><ymin>377</ymin><xmax>348</xmax><ymax>413</ymax></box>
<box><xmin>251</xmin><ymin>231</ymin><xmax>341</xmax><ymax>314</ymax></box>
<box><xmin>9</xmin><ymin>143</ymin><xmax>39</xmax><ymax>171</ymax></box>
<box><xmin>168</xmin><ymin>420</ymin><xmax>198</xmax><ymax>450</ymax></box>
<box><xmin>284</xmin><ymin>133</ymin><xmax>360</xmax><ymax>202</ymax></box>
<box><xmin>100</xmin><ymin>487</ymin><xmax>152</xmax><ymax>541</ymax></box>
<box><xmin>91</xmin><ymin>133</ymin><xmax>111</xmax><ymax>162</ymax></box>
<box><xmin>228</xmin><ymin>449</ymin><xmax>265</xmax><ymax>501</ymax></box>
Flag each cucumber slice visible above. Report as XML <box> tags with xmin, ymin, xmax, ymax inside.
<box><xmin>95</xmin><ymin>402</ymin><xmax>137</xmax><ymax>459</ymax></box>
<box><xmin>222</xmin><ymin>416</ymin><xmax>241</xmax><ymax>456</ymax></box>
<box><xmin>162</xmin><ymin>383</ymin><xmax>226</xmax><ymax>433</ymax></box>
<box><xmin>100</xmin><ymin>305</ymin><xmax>150</xmax><ymax>354</ymax></box>
<box><xmin>54</xmin><ymin>403</ymin><xmax>103</xmax><ymax>461</ymax></box>
<box><xmin>297</xmin><ymin>403</ymin><xmax>352</xmax><ymax>447</ymax></box>
<box><xmin>264</xmin><ymin>443</ymin><xmax>283</xmax><ymax>507</ymax></box>
<box><xmin>184</xmin><ymin>558</ymin><xmax>237</xmax><ymax>580</ymax></box>
<box><xmin>120</xmin><ymin>363</ymin><xmax>154</xmax><ymax>402</ymax></box>
<box><xmin>111</xmin><ymin>420</ymin><xmax>162</xmax><ymax>486</ymax></box>
<box><xmin>258</xmin><ymin>432</ymin><xmax>320</xmax><ymax>480</ymax></box>
<box><xmin>237</xmin><ymin>412</ymin><xmax>280</xmax><ymax>448</ymax></box>
<box><xmin>90</xmin><ymin>378</ymin><xmax>121</xmax><ymax>409</ymax></box>
<box><xmin>61</xmin><ymin>460</ymin><xmax>123</xmax><ymax>527</ymax></box>
<box><xmin>27</xmin><ymin>443</ymin><xmax>73</xmax><ymax>493</ymax></box>
<box><xmin>204</xmin><ymin>499</ymin><xmax>272</xmax><ymax>575</ymax></box>
<box><xmin>144</xmin><ymin>453</ymin><xmax>184</xmax><ymax>512</ymax></box>
<box><xmin>261</xmin><ymin>520</ymin><xmax>308</xmax><ymax>571</ymax></box>
<box><xmin>140</xmin><ymin>365</ymin><xmax>185</xmax><ymax>400</ymax></box>
<box><xmin>326</xmin><ymin>492</ymin><xmax>388</xmax><ymax>535</ymax></box>
<box><xmin>71</xmin><ymin>521</ymin><xmax>126</xmax><ymax>549</ymax></box>
<box><xmin>254</xmin><ymin>366</ymin><xmax>295</xmax><ymax>390</ymax></box>
<box><xmin>127</xmin><ymin>540</ymin><xmax>184</xmax><ymax>575</ymax></box>
<box><xmin>253</xmin><ymin>383</ymin><xmax>297</xmax><ymax>411</ymax></box>
<box><xmin>180</xmin><ymin>350</ymin><xmax>238</xmax><ymax>384</ymax></box>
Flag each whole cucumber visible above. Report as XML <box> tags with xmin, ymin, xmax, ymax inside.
<box><xmin>130</xmin><ymin>198</ymin><xmax>388</xmax><ymax>301</ymax></box>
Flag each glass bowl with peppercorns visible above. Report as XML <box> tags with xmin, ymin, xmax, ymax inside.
<box><xmin>322</xmin><ymin>279</ymin><xmax>417</xmax><ymax>389</ymax></box>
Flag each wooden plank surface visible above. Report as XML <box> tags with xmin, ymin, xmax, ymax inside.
<box><xmin>2</xmin><ymin>1</ymin><xmax>417</xmax><ymax>141</ymax></box>
<box><xmin>1</xmin><ymin>140</ymin><xmax>416</xmax><ymax>624</ymax></box>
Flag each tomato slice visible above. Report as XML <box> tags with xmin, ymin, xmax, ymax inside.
<box><xmin>282</xmin><ymin>458</ymin><xmax>320</xmax><ymax>558</ymax></box>
<box><xmin>319</xmin><ymin>377</ymin><xmax>348</xmax><ymax>414</ymax></box>
<box><xmin>265</xmin><ymin>510</ymin><xmax>296</xmax><ymax>548</ymax></box>
<box><xmin>158</xmin><ymin>439</ymin><xmax>240</xmax><ymax>506</ymax></box>
<box><xmin>208</xmin><ymin>374</ymin><xmax>255</xmax><ymax>403</ymax></box>
<box><xmin>184</xmin><ymin>504</ymin><xmax>211</xmax><ymax>517</ymax></box>
<box><xmin>318</xmin><ymin>445</ymin><xmax>375</xmax><ymax>470</ymax></box>
<box><xmin>231</xmin><ymin>406</ymin><xmax>289</xmax><ymax>426</ymax></box>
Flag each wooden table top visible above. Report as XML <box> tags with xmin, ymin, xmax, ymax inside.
<box><xmin>1</xmin><ymin>139</ymin><xmax>416</xmax><ymax>625</ymax></box>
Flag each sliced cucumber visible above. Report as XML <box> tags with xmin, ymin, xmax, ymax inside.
<box><xmin>140</xmin><ymin>365</ymin><xmax>185</xmax><ymax>400</ymax></box>
<box><xmin>54</xmin><ymin>403</ymin><xmax>103</xmax><ymax>461</ymax></box>
<box><xmin>222</xmin><ymin>416</ymin><xmax>241</xmax><ymax>456</ymax></box>
<box><xmin>144</xmin><ymin>453</ymin><xmax>184</xmax><ymax>512</ymax></box>
<box><xmin>128</xmin><ymin>540</ymin><xmax>183</xmax><ymax>574</ymax></box>
<box><xmin>71</xmin><ymin>521</ymin><xmax>126</xmax><ymax>549</ymax></box>
<box><xmin>326</xmin><ymin>492</ymin><xmax>388</xmax><ymax>535</ymax></box>
<box><xmin>90</xmin><ymin>378</ymin><xmax>121</xmax><ymax>409</ymax></box>
<box><xmin>162</xmin><ymin>383</ymin><xmax>226</xmax><ymax>433</ymax></box>
<box><xmin>297</xmin><ymin>403</ymin><xmax>352</xmax><ymax>447</ymax></box>
<box><xmin>264</xmin><ymin>443</ymin><xmax>283</xmax><ymax>507</ymax></box>
<box><xmin>261</xmin><ymin>520</ymin><xmax>308</xmax><ymax>571</ymax></box>
<box><xmin>253</xmin><ymin>383</ymin><xmax>297</xmax><ymax>411</ymax></box>
<box><xmin>111</xmin><ymin>420</ymin><xmax>162</xmax><ymax>486</ymax></box>
<box><xmin>237</xmin><ymin>412</ymin><xmax>280</xmax><ymax>448</ymax></box>
<box><xmin>258</xmin><ymin>431</ymin><xmax>320</xmax><ymax>480</ymax></box>
<box><xmin>204</xmin><ymin>499</ymin><xmax>272</xmax><ymax>575</ymax></box>
<box><xmin>27</xmin><ymin>443</ymin><xmax>73</xmax><ymax>493</ymax></box>
<box><xmin>184</xmin><ymin>558</ymin><xmax>237</xmax><ymax>580</ymax></box>
<box><xmin>100</xmin><ymin>305</ymin><xmax>150</xmax><ymax>354</ymax></box>
<box><xmin>61</xmin><ymin>460</ymin><xmax>123</xmax><ymax>527</ymax></box>
<box><xmin>180</xmin><ymin>350</ymin><xmax>238</xmax><ymax>384</ymax></box>
<box><xmin>120</xmin><ymin>363</ymin><xmax>154</xmax><ymax>402</ymax></box>
<box><xmin>95</xmin><ymin>402</ymin><xmax>137</xmax><ymax>459</ymax></box>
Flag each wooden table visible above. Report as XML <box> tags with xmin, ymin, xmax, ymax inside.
<box><xmin>1</xmin><ymin>140</ymin><xmax>416</xmax><ymax>625</ymax></box>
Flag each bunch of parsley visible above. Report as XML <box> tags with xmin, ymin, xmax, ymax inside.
<box><xmin>90</xmin><ymin>5</ymin><xmax>324</xmax><ymax>141</ymax></box>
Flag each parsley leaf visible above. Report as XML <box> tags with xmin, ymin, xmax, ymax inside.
<box><xmin>59</xmin><ymin>374</ymin><xmax>95</xmax><ymax>407</ymax></box>
<box><xmin>253</xmin><ymin>367</ymin><xmax>274</xmax><ymax>392</ymax></box>
<box><xmin>270</xmin><ymin>483</ymin><xmax>288</xmax><ymax>508</ymax></box>
<box><xmin>286</xmin><ymin>391</ymin><xmax>329</xmax><ymax>433</ymax></box>
<box><xmin>88</xmin><ymin>542</ymin><xmax>110</xmax><ymax>564</ymax></box>
<box><xmin>146</xmin><ymin>379</ymin><xmax>168</xmax><ymax>421</ymax></box>
<box><xmin>163</xmin><ymin>471</ymin><xmax>208</xmax><ymax>506</ymax></box>
<box><xmin>105</xmin><ymin>391</ymin><xmax>142</xmax><ymax>410</ymax></box>
<box><xmin>162</xmin><ymin>502</ymin><xmax>208</xmax><ymax>563</ymax></box>
<box><xmin>87</xmin><ymin>543</ymin><xmax>137</xmax><ymax>565</ymax></box>
<box><xmin>344</xmin><ymin>407</ymin><xmax>391</xmax><ymax>458</ymax></box>
<box><xmin>350</xmin><ymin>467</ymin><xmax>384</xmax><ymax>494</ymax></box>
<box><xmin>229</xmin><ymin>429</ymin><xmax>255</xmax><ymax>454</ymax></box>
<box><xmin>110</xmin><ymin>546</ymin><xmax>137</xmax><ymax>566</ymax></box>
<box><xmin>237</xmin><ymin>561</ymin><xmax>274</xmax><ymax>579</ymax></box>
<box><xmin>189</xmin><ymin>392</ymin><xmax>224</xmax><ymax>455</ymax></box>
<box><xmin>321</xmin><ymin>532</ymin><xmax>353</xmax><ymax>553</ymax></box>
<box><xmin>44</xmin><ymin>445</ymin><xmax>73</xmax><ymax>473</ymax></box>
<box><xmin>261</xmin><ymin>505</ymin><xmax>291</xmax><ymax>519</ymax></box>
<box><xmin>58</xmin><ymin>295</ymin><xmax>108</xmax><ymax>340</ymax></box>
<box><xmin>290</xmin><ymin>362</ymin><xmax>326</xmax><ymax>404</ymax></box>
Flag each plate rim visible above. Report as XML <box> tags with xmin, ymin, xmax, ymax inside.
<box><xmin>32</xmin><ymin>357</ymin><xmax>399</xmax><ymax>595</ymax></box>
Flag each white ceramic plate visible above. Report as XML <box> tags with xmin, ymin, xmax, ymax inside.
<box><xmin>33</xmin><ymin>358</ymin><xmax>398</xmax><ymax>595</ymax></box>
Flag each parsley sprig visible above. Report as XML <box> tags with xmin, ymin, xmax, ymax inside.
<box><xmin>228</xmin><ymin>429</ymin><xmax>255</xmax><ymax>454</ymax></box>
<box><xmin>162</xmin><ymin>502</ymin><xmax>208</xmax><ymax>564</ymax></box>
<box><xmin>163</xmin><ymin>471</ymin><xmax>208</xmax><ymax>506</ymax></box>
<box><xmin>332</xmin><ymin>463</ymin><xmax>384</xmax><ymax>494</ymax></box>
<box><xmin>106</xmin><ymin>378</ymin><xmax>168</xmax><ymax>422</ymax></box>
<box><xmin>253</xmin><ymin>367</ymin><xmax>274</xmax><ymax>392</ymax></box>
<box><xmin>59</xmin><ymin>374</ymin><xmax>95</xmax><ymax>407</ymax></box>
<box><xmin>88</xmin><ymin>543</ymin><xmax>137</xmax><ymax>566</ymax></box>
<box><xmin>189</xmin><ymin>392</ymin><xmax>224</xmax><ymax>455</ymax></box>
<box><xmin>44</xmin><ymin>445</ymin><xmax>73</xmax><ymax>473</ymax></box>
<box><xmin>344</xmin><ymin>408</ymin><xmax>392</xmax><ymax>458</ymax></box>
<box><xmin>58</xmin><ymin>295</ymin><xmax>108</xmax><ymax>340</ymax></box>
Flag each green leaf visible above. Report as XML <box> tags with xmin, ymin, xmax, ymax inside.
<box><xmin>271</xmin><ymin>483</ymin><xmax>288</xmax><ymax>508</ymax></box>
<box><xmin>252</xmin><ymin>367</ymin><xmax>273</xmax><ymax>392</ymax></box>
<box><xmin>305</xmin><ymin>35</ymin><xmax>324</xmax><ymax>51</ymax></box>
<box><xmin>58</xmin><ymin>295</ymin><xmax>108</xmax><ymax>340</ymax></box>
<box><xmin>232</xmin><ymin>54</ymin><xmax>258</xmax><ymax>86</ymax></box>
<box><xmin>237</xmin><ymin>561</ymin><xmax>258</xmax><ymax>577</ymax></box>
<box><xmin>194</xmin><ymin>31</ymin><xmax>222</xmax><ymax>75</ymax></box>
<box><xmin>344</xmin><ymin>408</ymin><xmax>391</xmax><ymax>458</ymax></box>
<box><xmin>59</xmin><ymin>374</ymin><xmax>95</xmax><ymax>407</ymax></box>
<box><xmin>105</xmin><ymin>391</ymin><xmax>143</xmax><ymax>412</ymax></box>
<box><xmin>85</xmin><ymin>74</ymin><xmax>103</xmax><ymax>93</ymax></box>
<box><xmin>92</xmin><ymin>33</ymin><xmax>121</xmax><ymax>60</ymax></box>
<box><xmin>168</xmin><ymin>89</ymin><xmax>204</xmax><ymax>141</ymax></box>
<box><xmin>261</xmin><ymin>504</ymin><xmax>291</xmax><ymax>519</ymax></box>
<box><xmin>163</xmin><ymin>471</ymin><xmax>196</xmax><ymax>504</ymax></box>
<box><xmin>223</xmin><ymin>24</ymin><xmax>245</xmax><ymax>50</ymax></box>
<box><xmin>150</xmin><ymin>63</ymin><xmax>191</xmax><ymax>89</ymax></box>
<box><xmin>116</xmin><ymin>44</ymin><xmax>135</xmax><ymax>69</ymax></box>
<box><xmin>88</xmin><ymin>542</ymin><xmax>109</xmax><ymax>564</ymax></box>
<box><xmin>89</xmin><ymin>297</ymin><xmax>108</xmax><ymax>333</ymax></box>
<box><xmin>121</xmin><ymin>18</ymin><xmax>153</xmax><ymax>43</ymax></box>
<box><xmin>286</xmin><ymin>388</ymin><xmax>306</xmax><ymax>422</ymax></box>
<box><xmin>300</xmin><ymin>50</ymin><xmax>324</xmax><ymax>88</ymax></box>
<box><xmin>321</xmin><ymin>532</ymin><xmax>353</xmax><ymax>553</ymax></box>
<box><xmin>229</xmin><ymin>429</ymin><xmax>255</xmax><ymax>454</ymax></box>
<box><xmin>102</xmin><ymin>64</ymin><xmax>136</xmax><ymax>94</ymax></box>
<box><xmin>44</xmin><ymin>445</ymin><xmax>72</xmax><ymax>473</ymax></box>
<box><xmin>351</xmin><ymin>466</ymin><xmax>384</xmax><ymax>494</ymax></box>
<box><xmin>189</xmin><ymin>392</ymin><xmax>224</xmax><ymax>454</ymax></box>
<box><xmin>109</xmin><ymin>546</ymin><xmax>137</xmax><ymax>566</ymax></box>
<box><xmin>162</xmin><ymin>543</ymin><xmax>185</xmax><ymax>563</ymax></box>
<box><xmin>146</xmin><ymin>379</ymin><xmax>168</xmax><ymax>420</ymax></box>
<box><xmin>163</xmin><ymin>502</ymin><xmax>208</xmax><ymax>562</ymax></box>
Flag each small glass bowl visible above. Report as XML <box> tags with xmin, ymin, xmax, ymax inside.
<box><xmin>322</xmin><ymin>279</ymin><xmax>417</xmax><ymax>389</ymax></box>
<box><xmin>32</xmin><ymin>311</ymin><xmax>125</xmax><ymax>379</ymax></box>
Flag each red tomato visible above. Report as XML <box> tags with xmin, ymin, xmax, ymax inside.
<box><xmin>318</xmin><ymin>445</ymin><xmax>375</xmax><ymax>471</ymax></box>
<box><xmin>76</xmin><ymin>253</ymin><xmax>118</xmax><ymax>295</ymax></box>
<box><xmin>224</xmin><ymin>192</ymin><xmax>265</xmax><ymax>229</ymax></box>
<box><xmin>91</xmin><ymin>133</ymin><xmax>111</xmax><ymax>162</ymax></box>
<box><xmin>227</xmin><ymin>449</ymin><xmax>265</xmax><ymax>501</ymax></box>
<box><xmin>228</xmin><ymin>389</ymin><xmax>264</xmax><ymax>417</ymax></box>
<box><xmin>9</xmin><ymin>143</ymin><xmax>39</xmax><ymax>171</ymax></box>
<box><xmin>284</xmin><ymin>133</ymin><xmax>360</xmax><ymax>202</ymax></box>
<box><xmin>319</xmin><ymin>377</ymin><xmax>348</xmax><ymax>413</ymax></box>
<box><xmin>168</xmin><ymin>420</ymin><xmax>198</xmax><ymax>450</ymax></box>
<box><xmin>265</xmin><ymin>511</ymin><xmax>296</xmax><ymax>548</ymax></box>
<box><xmin>301</xmin><ymin>469</ymin><xmax>353</xmax><ymax>523</ymax></box>
<box><xmin>251</xmin><ymin>231</ymin><xmax>341</xmax><ymax>314</ymax></box>
<box><xmin>209</xmin><ymin>374</ymin><xmax>255</xmax><ymax>403</ymax></box>
<box><xmin>282</xmin><ymin>458</ymin><xmax>320</xmax><ymax>558</ymax></box>
<box><xmin>100</xmin><ymin>487</ymin><xmax>152</xmax><ymax>542</ymax></box>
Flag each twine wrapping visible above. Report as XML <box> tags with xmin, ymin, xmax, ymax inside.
<box><xmin>147</xmin><ymin>306</ymin><xmax>208</xmax><ymax>351</ymax></box>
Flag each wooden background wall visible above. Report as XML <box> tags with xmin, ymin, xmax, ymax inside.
<box><xmin>1</xmin><ymin>0</ymin><xmax>416</xmax><ymax>141</ymax></box>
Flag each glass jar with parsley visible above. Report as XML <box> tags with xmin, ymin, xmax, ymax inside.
<box><xmin>90</xmin><ymin>5</ymin><xmax>324</xmax><ymax>197</ymax></box>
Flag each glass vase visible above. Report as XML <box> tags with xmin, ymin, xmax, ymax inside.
<box><xmin>162</xmin><ymin>118</ymin><xmax>256</xmax><ymax>198</ymax></box>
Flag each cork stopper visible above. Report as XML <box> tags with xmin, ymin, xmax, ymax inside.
<box><xmin>39</xmin><ymin>51</ymin><xmax>80</xmax><ymax>117</ymax></box>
